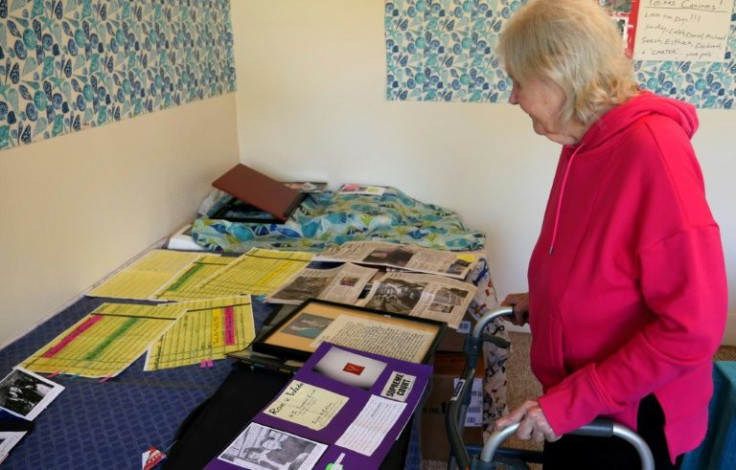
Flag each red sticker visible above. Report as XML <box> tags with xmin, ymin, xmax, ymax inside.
<box><xmin>343</xmin><ymin>362</ymin><xmax>365</xmax><ymax>375</ymax></box>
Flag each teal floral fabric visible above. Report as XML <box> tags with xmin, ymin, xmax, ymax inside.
<box><xmin>385</xmin><ymin>0</ymin><xmax>736</xmax><ymax>109</ymax></box>
<box><xmin>191</xmin><ymin>187</ymin><xmax>485</xmax><ymax>253</ymax></box>
<box><xmin>0</xmin><ymin>0</ymin><xmax>235</xmax><ymax>151</ymax></box>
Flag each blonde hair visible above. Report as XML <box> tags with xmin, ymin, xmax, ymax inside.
<box><xmin>497</xmin><ymin>0</ymin><xmax>639</xmax><ymax>125</ymax></box>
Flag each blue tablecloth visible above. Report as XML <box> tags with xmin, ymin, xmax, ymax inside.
<box><xmin>0</xmin><ymin>297</ymin><xmax>275</xmax><ymax>469</ymax></box>
<box><xmin>681</xmin><ymin>361</ymin><xmax>736</xmax><ymax>470</ymax></box>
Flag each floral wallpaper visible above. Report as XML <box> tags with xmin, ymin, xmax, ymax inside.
<box><xmin>385</xmin><ymin>0</ymin><xmax>736</xmax><ymax>109</ymax></box>
<box><xmin>0</xmin><ymin>0</ymin><xmax>236</xmax><ymax>151</ymax></box>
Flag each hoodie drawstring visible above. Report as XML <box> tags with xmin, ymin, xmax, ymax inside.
<box><xmin>549</xmin><ymin>143</ymin><xmax>584</xmax><ymax>255</ymax></box>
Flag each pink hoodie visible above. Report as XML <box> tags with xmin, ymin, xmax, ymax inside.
<box><xmin>528</xmin><ymin>92</ymin><xmax>727</xmax><ymax>462</ymax></box>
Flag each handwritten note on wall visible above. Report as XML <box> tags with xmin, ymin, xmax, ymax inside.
<box><xmin>635</xmin><ymin>0</ymin><xmax>732</xmax><ymax>61</ymax></box>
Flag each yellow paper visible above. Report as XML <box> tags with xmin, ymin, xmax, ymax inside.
<box><xmin>456</xmin><ymin>254</ymin><xmax>477</xmax><ymax>264</ymax></box>
<box><xmin>193</xmin><ymin>248</ymin><xmax>313</xmax><ymax>296</ymax></box>
<box><xmin>153</xmin><ymin>255</ymin><xmax>237</xmax><ymax>301</ymax></box>
<box><xmin>264</xmin><ymin>380</ymin><xmax>348</xmax><ymax>431</ymax></box>
<box><xmin>144</xmin><ymin>296</ymin><xmax>257</xmax><ymax>371</ymax></box>
<box><xmin>87</xmin><ymin>250</ymin><xmax>204</xmax><ymax>300</ymax></box>
<box><xmin>21</xmin><ymin>303</ymin><xmax>187</xmax><ymax>378</ymax></box>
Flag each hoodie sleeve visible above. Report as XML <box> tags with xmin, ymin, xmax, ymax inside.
<box><xmin>538</xmin><ymin>225</ymin><xmax>728</xmax><ymax>436</ymax></box>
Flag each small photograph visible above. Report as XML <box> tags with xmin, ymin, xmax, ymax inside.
<box><xmin>282</xmin><ymin>313</ymin><xmax>334</xmax><ymax>339</ymax></box>
<box><xmin>428</xmin><ymin>302</ymin><xmax>453</xmax><ymax>314</ymax></box>
<box><xmin>339</xmin><ymin>276</ymin><xmax>359</xmax><ymax>287</ymax></box>
<box><xmin>312</xmin><ymin>345</ymin><xmax>387</xmax><ymax>390</ymax></box>
<box><xmin>433</xmin><ymin>287</ymin><xmax>469</xmax><ymax>306</ymax></box>
<box><xmin>363</xmin><ymin>246</ymin><xmax>415</xmax><ymax>268</ymax></box>
<box><xmin>364</xmin><ymin>279</ymin><xmax>426</xmax><ymax>314</ymax></box>
<box><xmin>218</xmin><ymin>422</ymin><xmax>327</xmax><ymax>470</ymax></box>
<box><xmin>446</xmin><ymin>258</ymin><xmax>471</xmax><ymax>275</ymax></box>
<box><xmin>0</xmin><ymin>368</ymin><xmax>65</xmax><ymax>421</ymax></box>
<box><xmin>275</xmin><ymin>276</ymin><xmax>333</xmax><ymax>301</ymax></box>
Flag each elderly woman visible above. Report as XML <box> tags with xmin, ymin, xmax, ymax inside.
<box><xmin>493</xmin><ymin>0</ymin><xmax>728</xmax><ymax>468</ymax></box>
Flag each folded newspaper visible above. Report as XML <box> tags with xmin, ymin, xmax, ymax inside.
<box><xmin>266</xmin><ymin>264</ymin><xmax>476</xmax><ymax>329</ymax></box>
<box><xmin>312</xmin><ymin>241</ymin><xmax>480</xmax><ymax>280</ymax></box>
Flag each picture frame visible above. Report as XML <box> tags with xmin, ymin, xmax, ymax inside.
<box><xmin>251</xmin><ymin>299</ymin><xmax>446</xmax><ymax>364</ymax></box>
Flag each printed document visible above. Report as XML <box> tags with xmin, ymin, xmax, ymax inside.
<box><xmin>314</xmin><ymin>241</ymin><xmax>479</xmax><ymax>279</ymax></box>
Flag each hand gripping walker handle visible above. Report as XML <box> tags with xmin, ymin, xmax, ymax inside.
<box><xmin>481</xmin><ymin>417</ymin><xmax>655</xmax><ymax>469</ymax></box>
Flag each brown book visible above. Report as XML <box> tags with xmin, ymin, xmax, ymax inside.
<box><xmin>212</xmin><ymin>164</ymin><xmax>305</xmax><ymax>222</ymax></box>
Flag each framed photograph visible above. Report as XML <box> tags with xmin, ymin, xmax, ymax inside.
<box><xmin>252</xmin><ymin>299</ymin><xmax>446</xmax><ymax>364</ymax></box>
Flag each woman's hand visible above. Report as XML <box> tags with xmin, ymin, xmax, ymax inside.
<box><xmin>494</xmin><ymin>400</ymin><xmax>559</xmax><ymax>443</ymax></box>
<box><xmin>501</xmin><ymin>292</ymin><xmax>530</xmax><ymax>326</ymax></box>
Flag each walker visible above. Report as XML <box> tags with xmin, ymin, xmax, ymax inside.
<box><xmin>445</xmin><ymin>306</ymin><xmax>655</xmax><ymax>470</ymax></box>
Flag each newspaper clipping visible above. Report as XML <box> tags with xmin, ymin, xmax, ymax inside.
<box><xmin>358</xmin><ymin>272</ymin><xmax>476</xmax><ymax>329</ymax></box>
<box><xmin>313</xmin><ymin>241</ymin><xmax>479</xmax><ymax>280</ymax></box>
<box><xmin>267</xmin><ymin>264</ymin><xmax>476</xmax><ymax>330</ymax></box>
<box><xmin>266</xmin><ymin>263</ymin><xmax>378</xmax><ymax>305</ymax></box>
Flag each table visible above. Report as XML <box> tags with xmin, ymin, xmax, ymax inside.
<box><xmin>0</xmin><ymin>297</ymin><xmax>273</xmax><ymax>469</ymax></box>
<box><xmin>0</xmin><ymin>296</ymin><xmax>423</xmax><ymax>469</ymax></box>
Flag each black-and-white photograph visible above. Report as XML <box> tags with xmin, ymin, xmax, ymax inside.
<box><xmin>445</xmin><ymin>258</ymin><xmax>471</xmax><ymax>276</ymax></box>
<box><xmin>428</xmin><ymin>302</ymin><xmax>453</xmax><ymax>314</ymax></box>
<box><xmin>364</xmin><ymin>279</ymin><xmax>426</xmax><ymax>314</ymax></box>
<box><xmin>218</xmin><ymin>422</ymin><xmax>327</xmax><ymax>470</ymax></box>
<box><xmin>362</xmin><ymin>246</ymin><xmax>415</xmax><ymax>267</ymax></box>
<box><xmin>274</xmin><ymin>276</ymin><xmax>332</xmax><ymax>302</ymax></box>
<box><xmin>433</xmin><ymin>287</ymin><xmax>469</xmax><ymax>306</ymax></box>
<box><xmin>0</xmin><ymin>368</ymin><xmax>64</xmax><ymax>421</ymax></box>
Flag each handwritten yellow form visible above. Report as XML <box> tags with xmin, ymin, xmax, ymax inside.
<box><xmin>264</xmin><ymin>380</ymin><xmax>348</xmax><ymax>431</ymax></box>
<box><xmin>144</xmin><ymin>296</ymin><xmax>257</xmax><ymax>371</ymax></box>
<box><xmin>193</xmin><ymin>248</ymin><xmax>313</xmax><ymax>296</ymax></box>
<box><xmin>152</xmin><ymin>255</ymin><xmax>237</xmax><ymax>301</ymax></box>
<box><xmin>20</xmin><ymin>303</ymin><xmax>187</xmax><ymax>378</ymax></box>
<box><xmin>87</xmin><ymin>250</ymin><xmax>204</xmax><ymax>300</ymax></box>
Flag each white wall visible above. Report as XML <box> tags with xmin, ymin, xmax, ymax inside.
<box><xmin>0</xmin><ymin>94</ymin><xmax>240</xmax><ymax>347</ymax></box>
<box><xmin>231</xmin><ymin>0</ymin><xmax>736</xmax><ymax>343</ymax></box>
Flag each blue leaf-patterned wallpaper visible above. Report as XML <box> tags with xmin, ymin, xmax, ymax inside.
<box><xmin>385</xmin><ymin>0</ymin><xmax>736</xmax><ymax>109</ymax></box>
<box><xmin>0</xmin><ymin>0</ymin><xmax>236</xmax><ymax>151</ymax></box>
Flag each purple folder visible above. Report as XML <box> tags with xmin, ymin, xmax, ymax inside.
<box><xmin>205</xmin><ymin>342</ymin><xmax>433</xmax><ymax>470</ymax></box>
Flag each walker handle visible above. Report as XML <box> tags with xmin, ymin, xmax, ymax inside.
<box><xmin>446</xmin><ymin>307</ymin><xmax>515</xmax><ymax>470</ymax></box>
<box><xmin>481</xmin><ymin>418</ymin><xmax>655</xmax><ymax>470</ymax></box>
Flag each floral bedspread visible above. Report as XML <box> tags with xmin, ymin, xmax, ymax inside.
<box><xmin>191</xmin><ymin>187</ymin><xmax>485</xmax><ymax>253</ymax></box>
<box><xmin>190</xmin><ymin>186</ymin><xmax>509</xmax><ymax>428</ymax></box>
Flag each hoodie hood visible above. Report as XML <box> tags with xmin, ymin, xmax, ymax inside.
<box><xmin>547</xmin><ymin>92</ymin><xmax>698</xmax><ymax>254</ymax></box>
<box><xmin>578</xmin><ymin>91</ymin><xmax>699</xmax><ymax>151</ymax></box>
